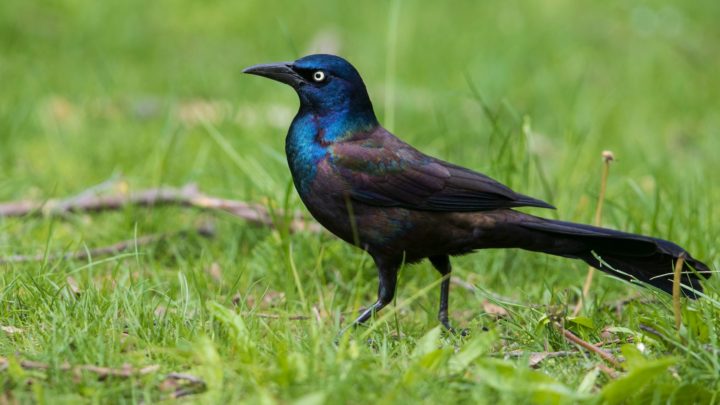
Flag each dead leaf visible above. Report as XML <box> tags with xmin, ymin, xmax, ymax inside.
<box><xmin>138</xmin><ymin>365</ymin><xmax>161</xmax><ymax>375</ymax></box>
<box><xmin>232</xmin><ymin>293</ymin><xmax>243</xmax><ymax>307</ymax></box>
<box><xmin>600</xmin><ymin>327</ymin><xmax>614</xmax><ymax>342</ymax></box>
<box><xmin>1</xmin><ymin>326</ymin><xmax>23</xmax><ymax>335</ymax></box>
<box><xmin>529</xmin><ymin>352</ymin><xmax>549</xmax><ymax>368</ymax></box>
<box><xmin>66</xmin><ymin>276</ymin><xmax>81</xmax><ymax>295</ymax></box>
<box><xmin>482</xmin><ymin>300</ymin><xmax>508</xmax><ymax>317</ymax></box>
<box><xmin>159</xmin><ymin>377</ymin><xmax>181</xmax><ymax>392</ymax></box>
<box><xmin>0</xmin><ymin>389</ymin><xmax>19</xmax><ymax>405</ymax></box>
<box><xmin>205</xmin><ymin>262</ymin><xmax>222</xmax><ymax>283</ymax></box>
<box><xmin>311</xmin><ymin>305</ymin><xmax>324</xmax><ymax>323</ymax></box>
<box><xmin>247</xmin><ymin>291</ymin><xmax>285</xmax><ymax>309</ymax></box>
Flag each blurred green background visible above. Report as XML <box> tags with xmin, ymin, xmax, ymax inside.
<box><xmin>1</xmin><ymin>0</ymin><xmax>718</xmax><ymax>403</ymax></box>
<box><xmin>2</xmin><ymin>0</ymin><xmax>719</xmax><ymax>202</ymax></box>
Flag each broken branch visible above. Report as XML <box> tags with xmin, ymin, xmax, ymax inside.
<box><xmin>0</xmin><ymin>183</ymin><xmax>321</xmax><ymax>233</ymax></box>
<box><xmin>555</xmin><ymin>322</ymin><xmax>622</xmax><ymax>368</ymax></box>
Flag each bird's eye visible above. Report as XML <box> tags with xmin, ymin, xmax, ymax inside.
<box><xmin>312</xmin><ymin>71</ymin><xmax>326</xmax><ymax>82</ymax></box>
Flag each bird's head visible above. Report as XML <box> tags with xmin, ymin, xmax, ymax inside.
<box><xmin>244</xmin><ymin>54</ymin><xmax>377</xmax><ymax>126</ymax></box>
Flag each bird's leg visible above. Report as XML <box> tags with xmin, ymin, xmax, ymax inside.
<box><xmin>336</xmin><ymin>256</ymin><xmax>399</xmax><ymax>341</ymax></box>
<box><xmin>352</xmin><ymin>256</ymin><xmax>399</xmax><ymax>325</ymax></box>
<box><xmin>429</xmin><ymin>255</ymin><xmax>457</xmax><ymax>332</ymax></box>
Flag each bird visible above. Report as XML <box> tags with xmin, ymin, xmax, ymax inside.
<box><xmin>243</xmin><ymin>54</ymin><xmax>711</xmax><ymax>332</ymax></box>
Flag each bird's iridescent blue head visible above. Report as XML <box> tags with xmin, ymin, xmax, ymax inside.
<box><xmin>244</xmin><ymin>54</ymin><xmax>378</xmax><ymax>128</ymax></box>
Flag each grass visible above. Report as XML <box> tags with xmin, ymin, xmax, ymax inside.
<box><xmin>1</xmin><ymin>0</ymin><xmax>719</xmax><ymax>403</ymax></box>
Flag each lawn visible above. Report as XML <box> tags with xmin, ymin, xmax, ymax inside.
<box><xmin>1</xmin><ymin>0</ymin><xmax>719</xmax><ymax>403</ymax></box>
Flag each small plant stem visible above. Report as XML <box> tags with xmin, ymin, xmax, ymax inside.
<box><xmin>573</xmin><ymin>151</ymin><xmax>614</xmax><ymax>316</ymax></box>
<box><xmin>673</xmin><ymin>253</ymin><xmax>686</xmax><ymax>331</ymax></box>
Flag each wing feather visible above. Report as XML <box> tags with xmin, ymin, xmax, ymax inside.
<box><xmin>330</xmin><ymin>128</ymin><xmax>554</xmax><ymax>212</ymax></box>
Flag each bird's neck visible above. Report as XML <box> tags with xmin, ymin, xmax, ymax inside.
<box><xmin>302</xmin><ymin>100</ymin><xmax>377</xmax><ymax>138</ymax></box>
<box><xmin>289</xmin><ymin>104</ymin><xmax>377</xmax><ymax>147</ymax></box>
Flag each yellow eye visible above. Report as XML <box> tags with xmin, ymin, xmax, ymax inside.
<box><xmin>313</xmin><ymin>71</ymin><xmax>326</xmax><ymax>82</ymax></box>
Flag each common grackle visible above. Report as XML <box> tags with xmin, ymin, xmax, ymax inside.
<box><xmin>244</xmin><ymin>54</ymin><xmax>711</xmax><ymax>332</ymax></box>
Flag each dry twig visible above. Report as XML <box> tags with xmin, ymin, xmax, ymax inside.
<box><xmin>554</xmin><ymin>322</ymin><xmax>622</xmax><ymax>368</ymax></box>
<box><xmin>1</xmin><ymin>183</ymin><xmax>321</xmax><ymax>264</ymax></box>
<box><xmin>0</xmin><ymin>183</ymin><xmax>320</xmax><ymax>233</ymax></box>
<box><xmin>504</xmin><ymin>346</ymin><xmax>622</xmax><ymax>368</ymax></box>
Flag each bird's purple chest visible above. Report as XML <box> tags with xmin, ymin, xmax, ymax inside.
<box><xmin>300</xmin><ymin>159</ymin><xmax>351</xmax><ymax>227</ymax></box>
<box><xmin>302</xmin><ymin>159</ymin><xmax>415</xmax><ymax>249</ymax></box>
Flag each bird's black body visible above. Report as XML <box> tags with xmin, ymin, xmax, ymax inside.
<box><xmin>244</xmin><ymin>54</ymin><xmax>711</xmax><ymax>331</ymax></box>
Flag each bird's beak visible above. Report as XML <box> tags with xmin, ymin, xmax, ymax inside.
<box><xmin>243</xmin><ymin>62</ymin><xmax>305</xmax><ymax>88</ymax></box>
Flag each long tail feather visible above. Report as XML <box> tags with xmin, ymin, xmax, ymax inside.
<box><xmin>518</xmin><ymin>219</ymin><xmax>711</xmax><ymax>297</ymax></box>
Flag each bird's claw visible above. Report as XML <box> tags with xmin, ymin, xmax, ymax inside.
<box><xmin>440</xmin><ymin>320</ymin><xmax>470</xmax><ymax>337</ymax></box>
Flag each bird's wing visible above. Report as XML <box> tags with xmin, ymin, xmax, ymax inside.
<box><xmin>330</xmin><ymin>129</ymin><xmax>554</xmax><ymax>212</ymax></box>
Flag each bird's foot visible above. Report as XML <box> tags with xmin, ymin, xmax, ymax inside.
<box><xmin>334</xmin><ymin>321</ymin><xmax>364</xmax><ymax>345</ymax></box>
<box><xmin>440</xmin><ymin>319</ymin><xmax>470</xmax><ymax>337</ymax></box>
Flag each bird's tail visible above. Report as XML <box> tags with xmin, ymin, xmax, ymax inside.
<box><xmin>514</xmin><ymin>217</ymin><xmax>712</xmax><ymax>298</ymax></box>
